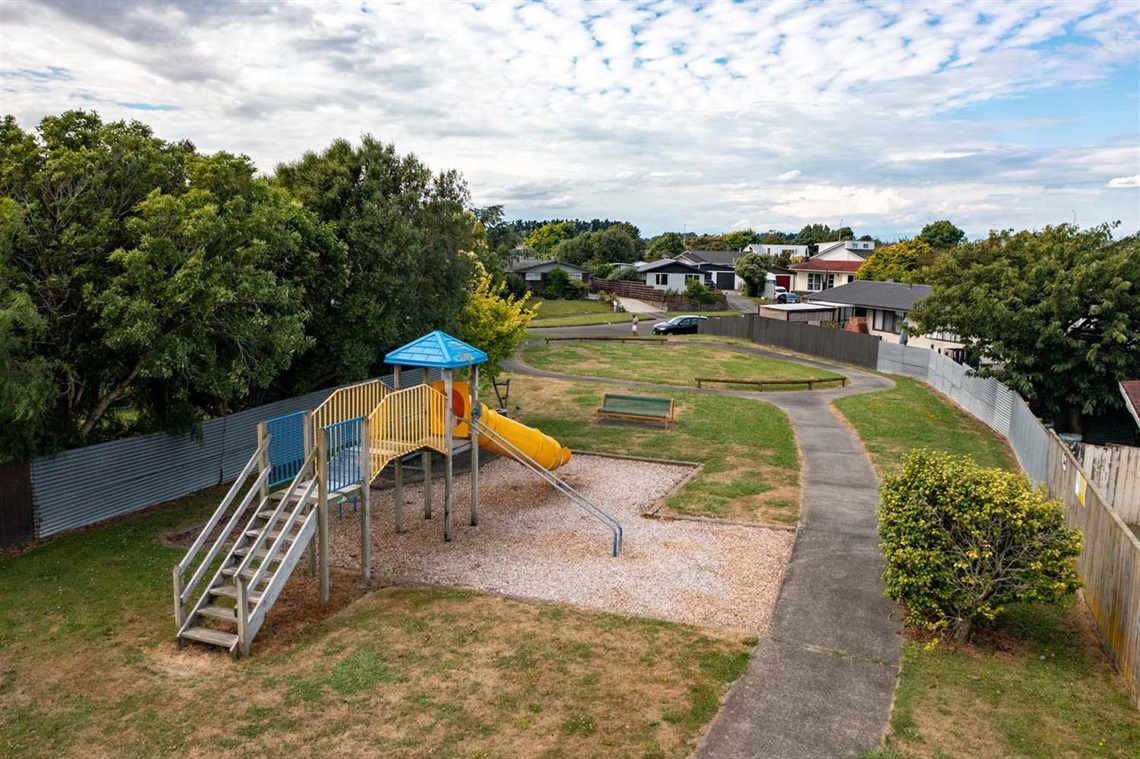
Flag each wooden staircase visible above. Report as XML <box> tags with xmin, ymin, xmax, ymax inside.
<box><xmin>174</xmin><ymin>442</ymin><xmax>321</xmax><ymax>658</ymax></box>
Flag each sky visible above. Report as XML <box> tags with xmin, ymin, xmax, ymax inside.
<box><xmin>1</xmin><ymin>0</ymin><xmax>1138</xmax><ymax>240</ymax></box>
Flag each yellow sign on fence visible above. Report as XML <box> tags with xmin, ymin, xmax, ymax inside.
<box><xmin>1074</xmin><ymin>470</ymin><xmax>1088</xmax><ymax>507</ymax></box>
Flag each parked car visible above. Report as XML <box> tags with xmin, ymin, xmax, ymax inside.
<box><xmin>775</xmin><ymin>292</ymin><xmax>801</xmax><ymax>304</ymax></box>
<box><xmin>652</xmin><ymin>315</ymin><xmax>708</xmax><ymax>335</ymax></box>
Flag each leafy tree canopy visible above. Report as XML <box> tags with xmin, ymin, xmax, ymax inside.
<box><xmin>734</xmin><ymin>252</ymin><xmax>771</xmax><ymax>297</ymax></box>
<box><xmin>856</xmin><ymin>239</ymin><xmax>931</xmax><ymax>283</ymax></box>
<box><xmin>553</xmin><ymin>228</ymin><xmax>638</xmax><ymax>267</ymax></box>
<box><xmin>684</xmin><ymin>233</ymin><xmax>729</xmax><ymax>251</ymax></box>
<box><xmin>916</xmin><ymin>219</ymin><xmax>966</xmax><ymax>249</ymax></box>
<box><xmin>523</xmin><ymin>221</ymin><xmax>576</xmax><ymax>257</ymax></box>
<box><xmin>645</xmin><ymin>232</ymin><xmax>685</xmax><ymax>261</ymax></box>
<box><xmin>911</xmin><ymin>224</ymin><xmax>1140</xmax><ymax>430</ymax></box>
<box><xmin>723</xmin><ymin>229</ymin><xmax>761</xmax><ymax>250</ymax></box>
<box><xmin>456</xmin><ymin>259</ymin><xmax>535</xmax><ymax>380</ymax></box>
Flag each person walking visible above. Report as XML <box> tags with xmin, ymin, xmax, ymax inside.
<box><xmin>631</xmin><ymin>314</ymin><xmax>639</xmax><ymax>337</ymax></box>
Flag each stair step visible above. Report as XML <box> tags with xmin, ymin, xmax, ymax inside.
<box><xmin>245</xmin><ymin>528</ymin><xmax>298</xmax><ymax>541</ymax></box>
<box><xmin>199</xmin><ymin>604</ymin><xmax>239</xmax><ymax>623</ymax></box>
<box><xmin>181</xmin><ymin>626</ymin><xmax>238</xmax><ymax>649</ymax></box>
<box><xmin>221</xmin><ymin>566</ymin><xmax>265</xmax><ymax>580</ymax></box>
<box><xmin>232</xmin><ymin>545</ymin><xmax>275</xmax><ymax>560</ymax></box>
<box><xmin>210</xmin><ymin>584</ymin><xmax>264</xmax><ymax>603</ymax></box>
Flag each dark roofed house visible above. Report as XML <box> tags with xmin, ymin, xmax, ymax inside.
<box><xmin>675</xmin><ymin>250</ymin><xmax>743</xmax><ymax>290</ymax></box>
<box><xmin>637</xmin><ymin>258</ymin><xmax>706</xmax><ymax>291</ymax></box>
<box><xmin>804</xmin><ymin>280</ymin><xmax>964</xmax><ymax>356</ymax></box>
<box><xmin>1122</xmin><ymin>381</ymin><xmax>1140</xmax><ymax>430</ymax></box>
<box><xmin>507</xmin><ymin>258</ymin><xmax>590</xmax><ymax>293</ymax></box>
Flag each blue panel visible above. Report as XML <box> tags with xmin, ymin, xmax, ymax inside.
<box><xmin>325</xmin><ymin>417</ymin><xmax>363</xmax><ymax>492</ymax></box>
<box><xmin>266</xmin><ymin>411</ymin><xmax>307</xmax><ymax>488</ymax></box>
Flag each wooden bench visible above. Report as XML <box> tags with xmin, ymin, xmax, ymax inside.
<box><xmin>597</xmin><ymin>393</ymin><xmax>674</xmax><ymax>427</ymax></box>
<box><xmin>695</xmin><ymin>376</ymin><xmax>847</xmax><ymax>391</ymax></box>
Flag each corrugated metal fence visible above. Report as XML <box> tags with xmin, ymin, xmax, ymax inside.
<box><xmin>27</xmin><ymin>369</ymin><xmax>439</xmax><ymax>540</ymax></box>
<box><xmin>701</xmin><ymin>314</ymin><xmax>881</xmax><ymax>369</ymax></box>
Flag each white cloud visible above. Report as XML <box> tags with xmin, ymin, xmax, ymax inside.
<box><xmin>1107</xmin><ymin>175</ymin><xmax>1140</xmax><ymax>189</ymax></box>
<box><xmin>0</xmin><ymin>0</ymin><xmax>1137</xmax><ymax>238</ymax></box>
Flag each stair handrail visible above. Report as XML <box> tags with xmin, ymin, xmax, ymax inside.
<box><xmin>244</xmin><ymin>477</ymin><xmax>318</xmax><ymax>595</ymax></box>
<box><xmin>232</xmin><ymin>444</ymin><xmax>320</xmax><ymax>586</ymax></box>
<box><xmin>174</xmin><ymin>437</ymin><xmax>270</xmax><ymax>627</ymax></box>
<box><xmin>468</xmin><ymin>413</ymin><xmax>624</xmax><ymax>557</ymax></box>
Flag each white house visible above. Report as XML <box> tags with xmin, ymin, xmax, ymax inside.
<box><xmin>804</xmin><ymin>280</ymin><xmax>965</xmax><ymax>357</ymax></box>
<box><xmin>637</xmin><ymin>259</ymin><xmax>706</xmax><ymax>292</ymax></box>
<box><xmin>742</xmin><ymin>243</ymin><xmax>809</xmax><ymax>261</ymax></box>
<box><xmin>787</xmin><ymin>240</ymin><xmax>875</xmax><ymax>292</ymax></box>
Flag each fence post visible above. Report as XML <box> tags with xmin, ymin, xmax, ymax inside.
<box><xmin>316</xmin><ymin>427</ymin><xmax>330</xmax><ymax>605</ymax></box>
<box><xmin>172</xmin><ymin>566</ymin><xmax>185</xmax><ymax>640</ymax></box>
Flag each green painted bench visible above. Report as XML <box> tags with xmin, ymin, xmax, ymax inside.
<box><xmin>597</xmin><ymin>393</ymin><xmax>674</xmax><ymax>428</ymax></box>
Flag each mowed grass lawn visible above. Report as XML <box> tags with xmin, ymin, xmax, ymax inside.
<box><xmin>833</xmin><ymin>375</ymin><xmax>1017</xmax><ymax>474</ymax></box>
<box><xmin>530</xmin><ymin>298</ymin><xmax>617</xmax><ymax>319</ymax></box>
<box><xmin>0</xmin><ymin>487</ymin><xmax>755</xmax><ymax>758</ymax></box>
<box><xmin>508</xmin><ymin>374</ymin><xmax>800</xmax><ymax>524</ymax></box>
<box><xmin>837</xmin><ymin>377</ymin><xmax>1140</xmax><ymax>757</ymax></box>
<box><xmin>522</xmin><ymin>341</ymin><xmax>843</xmax><ymax>390</ymax></box>
<box><xmin>530</xmin><ymin>310</ymin><xmax>743</xmax><ymax>328</ymax></box>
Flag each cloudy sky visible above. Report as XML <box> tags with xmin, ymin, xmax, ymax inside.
<box><xmin>2</xmin><ymin>0</ymin><xmax>1138</xmax><ymax>239</ymax></box>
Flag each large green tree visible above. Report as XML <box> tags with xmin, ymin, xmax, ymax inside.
<box><xmin>856</xmin><ymin>239</ymin><xmax>931</xmax><ymax>283</ymax></box>
<box><xmin>645</xmin><ymin>232</ymin><xmax>685</xmax><ymax>261</ymax></box>
<box><xmin>523</xmin><ymin>221</ymin><xmax>576</xmax><ymax>257</ymax></box>
<box><xmin>734</xmin><ymin>252</ymin><xmax>771</xmax><ymax>297</ymax></box>
<box><xmin>274</xmin><ymin>136</ymin><xmax>479</xmax><ymax>390</ymax></box>
<box><xmin>916</xmin><ymin>219</ymin><xmax>966</xmax><ymax>249</ymax></box>
<box><xmin>0</xmin><ymin>112</ymin><xmax>321</xmax><ymax>458</ymax></box>
<box><xmin>911</xmin><ymin>224</ymin><xmax>1140</xmax><ymax>432</ymax></box>
<box><xmin>723</xmin><ymin>229</ymin><xmax>761</xmax><ymax>250</ymax></box>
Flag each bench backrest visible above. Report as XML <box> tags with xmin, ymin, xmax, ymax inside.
<box><xmin>601</xmin><ymin>393</ymin><xmax>672</xmax><ymax>414</ymax></box>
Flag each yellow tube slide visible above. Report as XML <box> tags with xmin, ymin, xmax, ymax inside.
<box><xmin>430</xmin><ymin>381</ymin><xmax>572</xmax><ymax>470</ymax></box>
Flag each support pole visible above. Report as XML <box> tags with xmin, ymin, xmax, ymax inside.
<box><xmin>316</xmin><ymin>428</ymin><xmax>330</xmax><ymax>605</ymax></box>
<box><xmin>360</xmin><ymin>419</ymin><xmax>371</xmax><ymax>583</ymax></box>
<box><xmin>393</xmin><ymin>366</ymin><xmax>404</xmax><ymax>533</ymax></box>
<box><xmin>444</xmin><ymin>368</ymin><xmax>454</xmax><ymax>542</ymax></box>
<box><xmin>423</xmin><ymin>367</ymin><xmax>433</xmax><ymax>519</ymax></box>
<box><xmin>470</xmin><ymin>364</ymin><xmax>480</xmax><ymax>527</ymax></box>
<box><xmin>256</xmin><ymin>421</ymin><xmax>269</xmax><ymax>503</ymax></box>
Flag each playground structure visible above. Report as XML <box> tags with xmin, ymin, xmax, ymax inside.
<box><xmin>173</xmin><ymin>331</ymin><xmax>622</xmax><ymax>658</ymax></box>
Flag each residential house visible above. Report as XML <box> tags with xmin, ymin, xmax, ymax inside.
<box><xmin>787</xmin><ymin>240</ymin><xmax>875</xmax><ymax>293</ymax></box>
<box><xmin>507</xmin><ymin>258</ymin><xmax>590</xmax><ymax>293</ymax></box>
<box><xmin>674</xmin><ymin>250</ymin><xmax>742</xmax><ymax>290</ymax></box>
<box><xmin>742</xmin><ymin>243</ymin><xmax>809</xmax><ymax>261</ymax></box>
<box><xmin>1122</xmin><ymin>381</ymin><xmax>1140</xmax><ymax>431</ymax></box>
<box><xmin>637</xmin><ymin>258</ymin><xmax>706</xmax><ymax>292</ymax></box>
<box><xmin>803</xmin><ymin>280</ymin><xmax>965</xmax><ymax>356</ymax></box>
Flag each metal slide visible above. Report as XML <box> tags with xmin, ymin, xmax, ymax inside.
<box><xmin>467</xmin><ymin>411</ymin><xmax>623</xmax><ymax>557</ymax></box>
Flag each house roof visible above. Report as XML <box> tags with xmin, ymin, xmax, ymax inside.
<box><xmin>640</xmin><ymin>258</ymin><xmax>704</xmax><ymax>274</ymax></box>
<box><xmin>803</xmin><ymin>280</ymin><xmax>933</xmax><ymax>311</ymax></box>
<box><xmin>789</xmin><ymin>260</ymin><xmax>864</xmax><ymax>273</ymax></box>
<box><xmin>679</xmin><ymin>249</ymin><xmax>741</xmax><ymax>266</ymax></box>
<box><xmin>507</xmin><ymin>258</ymin><xmax>587</xmax><ymax>274</ymax></box>
<box><xmin>385</xmin><ymin>330</ymin><xmax>487</xmax><ymax>369</ymax></box>
<box><xmin>1122</xmin><ymin>381</ymin><xmax>1140</xmax><ymax>429</ymax></box>
<box><xmin>761</xmin><ymin>303</ymin><xmax>839</xmax><ymax>312</ymax></box>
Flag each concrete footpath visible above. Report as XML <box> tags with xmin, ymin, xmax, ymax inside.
<box><xmin>508</xmin><ymin>338</ymin><xmax>904</xmax><ymax>757</ymax></box>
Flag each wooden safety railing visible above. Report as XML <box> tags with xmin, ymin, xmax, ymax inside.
<box><xmin>312</xmin><ymin>379</ymin><xmax>390</xmax><ymax>437</ymax></box>
<box><xmin>366</xmin><ymin>384</ymin><xmax>449</xmax><ymax>477</ymax></box>
<box><xmin>695</xmin><ymin>376</ymin><xmax>847</xmax><ymax>390</ymax></box>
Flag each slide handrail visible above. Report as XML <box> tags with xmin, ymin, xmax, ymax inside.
<box><xmin>469</xmin><ymin>413</ymin><xmax>623</xmax><ymax>557</ymax></box>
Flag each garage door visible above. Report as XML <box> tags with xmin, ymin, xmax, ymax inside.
<box><xmin>715</xmin><ymin>272</ymin><xmax>735</xmax><ymax>289</ymax></box>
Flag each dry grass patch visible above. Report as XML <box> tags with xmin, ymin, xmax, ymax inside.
<box><xmin>506</xmin><ymin>374</ymin><xmax>800</xmax><ymax>524</ymax></box>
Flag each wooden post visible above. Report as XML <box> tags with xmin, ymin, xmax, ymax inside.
<box><xmin>423</xmin><ymin>368</ymin><xmax>433</xmax><ymax>519</ymax></box>
<box><xmin>256</xmin><ymin>421</ymin><xmax>269</xmax><ymax>503</ymax></box>
<box><xmin>444</xmin><ymin>368</ymin><xmax>454</xmax><ymax>542</ymax></box>
<box><xmin>470</xmin><ymin>364</ymin><xmax>480</xmax><ymax>527</ymax></box>
<box><xmin>360</xmin><ymin>419</ymin><xmax>371</xmax><ymax>583</ymax></box>
<box><xmin>236</xmin><ymin>578</ymin><xmax>249</xmax><ymax>659</ymax></box>
<box><xmin>393</xmin><ymin>366</ymin><xmax>404</xmax><ymax>533</ymax></box>
<box><xmin>172</xmin><ymin>567</ymin><xmax>185</xmax><ymax>641</ymax></box>
<box><xmin>316</xmin><ymin>428</ymin><xmax>330</xmax><ymax>605</ymax></box>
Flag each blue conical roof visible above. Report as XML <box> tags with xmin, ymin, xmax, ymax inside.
<box><xmin>384</xmin><ymin>331</ymin><xmax>488</xmax><ymax>369</ymax></box>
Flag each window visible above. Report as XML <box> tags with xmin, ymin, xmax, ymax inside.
<box><xmin>684</xmin><ymin>274</ymin><xmax>700</xmax><ymax>284</ymax></box>
<box><xmin>525</xmin><ymin>271</ymin><xmax>541</xmax><ymax>281</ymax></box>
<box><xmin>873</xmin><ymin>309</ymin><xmax>900</xmax><ymax>333</ymax></box>
<box><xmin>807</xmin><ymin>272</ymin><xmax>835</xmax><ymax>291</ymax></box>
<box><xmin>654</xmin><ymin>273</ymin><xmax>668</xmax><ymax>285</ymax></box>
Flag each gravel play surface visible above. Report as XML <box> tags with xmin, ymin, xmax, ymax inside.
<box><xmin>328</xmin><ymin>453</ymin><xmax>795</xmax><ymax>633</ymax></box>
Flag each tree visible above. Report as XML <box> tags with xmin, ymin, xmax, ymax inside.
<box><xmin>606</xmin><ymin>221</ymin><xmax>645</xmax><ymax>256</ymax></box>
<box><xmin>879</xmin><ymin>450</ymin><xmax>1081</xmax><ymax>642</ymax></box>
<box><xmin>723</xmin><ymin>229</ymin><xmax>761</xmax><ymax>250</ymax></box>
<box><xmin>793</xmin><ymin>223</ymin><xmax>835</xmax><ymax>254</ymax></box>
<box><xmin>274</xmin><ymin>136</ymin><xmax>478</xmax><ymax>390</ymax></box>
<box><xmin>685</xmin><ymin>278</ymin><xmax>715</xmax><ymax>306</ymax></box>
<box><xmin>685</xmin><ymin>233</ymin><xmax>729</xmax><ymax>250</ymax></box>
<box><xmin>856</xmin><ymin>239</ymin><xmax>931</xmax><ymax>282</ymax></box>
<box><xmin>645</xmin><ymin>232</ymin><xmax>685</xmax><ymax>261</ymax></box>
<box><xmin>524</xmin><ymin>221</ymin><xmax>576</xmax><ymax>257</ymax></box>
<box><xmin>541</xmin><ymin>267</ymin><xmax>573</xmax><ymax>299</ymax></box>
<box><xmin>734</xmin><ymin>252</ymin><xmax>771</xmax><ymax>297</ymax></box>
<box><xmin>916</xmin><ymin>220</ymin><xmax>966</xmax><ymax>249</ymax></box>
<box><xmin>911</xmin><ymin>224</ymin><xmax>1140</xmax><ymax>432</ymax></box>
<box><xmin>456</xmin><ymin>259</ymin><xmax>535</xmax><ymax>380</ymax></box>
